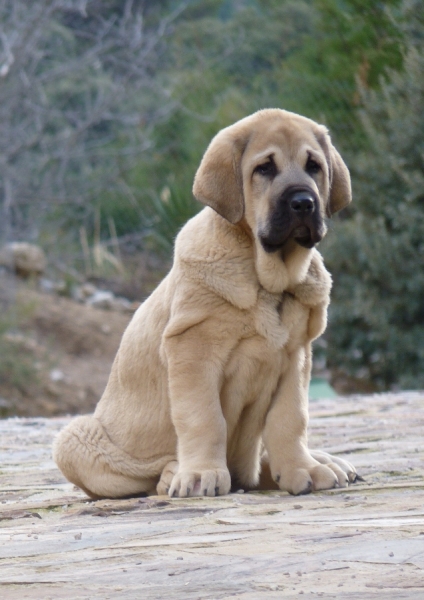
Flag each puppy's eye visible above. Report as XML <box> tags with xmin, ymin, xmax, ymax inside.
<box><xmin>306</xmin><ymin>158</ymin><xmax>321</xmax><ymax>175</ymax></box>
<box><xmin>254</xmin><ymin>161</ymin><xmax>276</xmax><ymax>177</ymax></box>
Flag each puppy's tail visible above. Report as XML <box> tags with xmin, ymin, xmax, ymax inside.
<box><xmin>53</xmin><ymin>415</ymin><xmax>174</xmax><ymax>498</ymax></box>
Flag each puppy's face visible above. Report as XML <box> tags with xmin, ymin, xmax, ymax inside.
<box><xmin>241</xmin><ymin>118</ymin><xmax>331</xmax><ymax>252</ymax></box>
<box><xmin>193</xmin><ymin>109</ymin><xmax>351</xmax><ymax>250</ymax></box>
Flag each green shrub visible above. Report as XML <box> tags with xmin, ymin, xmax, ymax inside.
<box><xmin>0</xmin><ymin>301</ymin><xmax>39</xmax><ymax>393</ymax></box>
<box><xmin>324</xmin><ymin>35</ymin><xmax>424</xmax><ymax>389</ymax></box>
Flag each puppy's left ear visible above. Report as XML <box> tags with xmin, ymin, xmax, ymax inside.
<box><xmin>327</xmin><ymin>143</ymin><xmax>352</xmax><ymax>216</ymax></box>
<box><xmin>192</xmin><ymin>127</ymin><xmax>246</xmax><ymax>224</ymax></box>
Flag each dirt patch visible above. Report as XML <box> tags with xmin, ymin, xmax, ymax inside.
<box><xmin>0</xmin><ymin>282</ymin><xmax>133</xmax><ymax>417</ymax></box>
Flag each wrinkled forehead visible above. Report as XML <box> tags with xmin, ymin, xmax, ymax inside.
<box><xmin>243</xmin><ymin>116</ymin><xmax>324</xmax><ymax>164</ymax></box>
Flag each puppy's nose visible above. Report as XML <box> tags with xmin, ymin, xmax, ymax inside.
<box><xmin>290</xmin><ymin>191</ymin><xmax>315</xmax><ymax>214</ymax></box>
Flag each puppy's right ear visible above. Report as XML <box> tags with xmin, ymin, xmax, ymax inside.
<box><xmin>192</xmin><ymin>128</ymin><xmax>246</xmax><ymax>224</ymax></box>
<box><xmin>327</xmin><ymin>143</ymin><xmax>352</xmax><ymax>215</ymax></box>
<box><xmin>315</xmin><ymin>128</ymin><xmax>352</xmax><ymax>216</ymax></box>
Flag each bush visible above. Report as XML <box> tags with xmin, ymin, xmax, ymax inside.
<box><xmin>324</xmin><ymin>32</ymin><xmax>424</xmax><ymax>390</ymax></box>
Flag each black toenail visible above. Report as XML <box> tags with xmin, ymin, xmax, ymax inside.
<box><xmin>298</xmin><ymin>480</ymin><xmax>312</xmax><ymax>495</ymax></box>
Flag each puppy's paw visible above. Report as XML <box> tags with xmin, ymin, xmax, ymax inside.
<box><xmin>168</xmin><ymin>467</ymin><xmax>231</xmax><ymax>498</ymax></box>
<box><xmin>273</xmin><ymin>462</ymin><xmax>342</xmax><ymax>495</ymax></box>
<box><xmin>310</xmin><ymin>450</ymin><xmax>361</xmax><ymax>484</ymax></box>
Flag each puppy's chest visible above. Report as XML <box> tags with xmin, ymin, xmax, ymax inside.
<box><xmin>251</xmin><ymin>288</ymin><xmax>309</xmax><ymax>350</ymax></box>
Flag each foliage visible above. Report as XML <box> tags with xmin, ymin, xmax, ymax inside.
<box><xmin>0</xmin><ymin>300</ymin><xmax>39</xmax><ymax>396</ymax></box>
<box><xmin>141</xmin><ymin>186</ymin><xmax>200</xmax><ymax>255</ymax></box>
<box><xmin>0</xmin><ymin>0</ymin><xmax>406</xmax><ymax>251</ymax></box>
<box><xmin>0</xmin><ymin>0</ymin><xmax>182</xmax><ymax>250</ymax></box>
<box><xmin>323</xmin><ymin>18</ymin><xmax>424</xmax><ymax>389</ymax></box>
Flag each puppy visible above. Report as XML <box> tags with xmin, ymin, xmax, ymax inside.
<box><xmin>54</xmin><ymin>109</ymin><xmax>356</xmax><ymax>499</ymax></box>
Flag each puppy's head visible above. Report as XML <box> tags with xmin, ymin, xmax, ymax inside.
<box><xmin>193</xmin><ymin>109</ymin><xmax>351</xmax><ymax>252</ymax></box>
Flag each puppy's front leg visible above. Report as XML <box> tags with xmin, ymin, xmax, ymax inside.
<box><xmin>163</xmin><ymin>322</ymin><xmax>231</xmax><ymax>498</ymax></box>
<box><xmin>263</xmin><ymin>345</ymin><xmax>348</xmax><ymax>495</ymax></box>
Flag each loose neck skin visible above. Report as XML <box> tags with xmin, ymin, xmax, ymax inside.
<box><xmin>233</xmin><ymin>216</ymin><xmax>314</xmax><ymax>295</ymax></box>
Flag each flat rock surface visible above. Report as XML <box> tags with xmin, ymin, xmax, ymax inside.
<box><xmin>1</xmin><ymin>392</ymin><xmax>423</xmax><ymax>599</ymax></box>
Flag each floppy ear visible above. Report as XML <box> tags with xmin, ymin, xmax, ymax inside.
<box><xmin>192</xmin><ymin>128</ymin><xmax>246</xmax><ymax>224</ymax></box>
<box><xmin>327</xmin><ymin>143</ymin><xmax>352</xmax><ymax>216</ymax></box>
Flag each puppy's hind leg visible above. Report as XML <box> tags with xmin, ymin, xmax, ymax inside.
<box><xmin>156</xmin><ymin>460</ymin><xmax>179</xmax><ymax>496</ymax></box>
<box><xmin>53</xmin><ymin>416</ymin><xmax>167</xmax><ymax>499</ymax></box>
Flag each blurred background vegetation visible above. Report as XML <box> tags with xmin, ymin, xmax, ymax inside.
<box><xmin>0</xmin><ymin>0</ymin><xmax>423</xmax><ymax>397</ymax></box>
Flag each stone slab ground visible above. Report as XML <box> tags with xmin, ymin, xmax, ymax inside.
<box><xmin>0</xmin><ymin>391</ymin><xmax>423</xmax><ymax>599</ymax></box>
